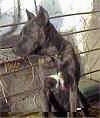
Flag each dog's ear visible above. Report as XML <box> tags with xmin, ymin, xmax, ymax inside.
<box><xmin>26</xmin><ymin>9</ymin><xmax>35</xmax><ymax>20</ymax></box>
<box><xmin>38</xmin><ymin>6</ymin><xmax>49</xmax><ymax>26</ymax></box>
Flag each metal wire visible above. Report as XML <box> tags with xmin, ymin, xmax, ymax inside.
<box><xmin>0</xmin><ymin>10</ymin><xmax>100</xmax><ymax>28</ymax></box>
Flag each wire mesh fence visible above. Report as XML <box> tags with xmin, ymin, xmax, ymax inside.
<box><xmin>0</xmin><ymin>6</ymin><xmax>100</xmax><ymax>80</ymax></box>
<box><xmin>0</xmin><ymin>0</ymin><xmax>100</xmax><ymax>116</ymax></box>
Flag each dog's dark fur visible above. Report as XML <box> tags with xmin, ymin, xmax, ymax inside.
<box><xmin>13</xmin><ymin>7</ymin><xmax>89</xmax><ymax>117</ymax></box>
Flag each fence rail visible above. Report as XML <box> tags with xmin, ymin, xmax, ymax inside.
<box><xmin>0</xmin><ymin>10</ymin><xmax>100</xmax><ymax>28</ymax></box>
<box><xmin>0</xmin><ymin>54</ymin><xmax>100</xmax><ymax>79</ymax></box>
<box><xmin>0</xmin><ymin>46</ymin><xmax>100</xmax><ymax>65</ymax></box>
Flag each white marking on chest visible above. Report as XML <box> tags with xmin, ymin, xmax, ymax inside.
<box><xmin>50</xmin><ymin>72</ymin><xmax>64</xmax><ymax>89</ymax></box>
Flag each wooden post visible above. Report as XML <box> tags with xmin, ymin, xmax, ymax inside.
<box><xmin>69</xmin><ymin>79</ymin><xmax>77</xmax><ymax>117</ymax></box>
